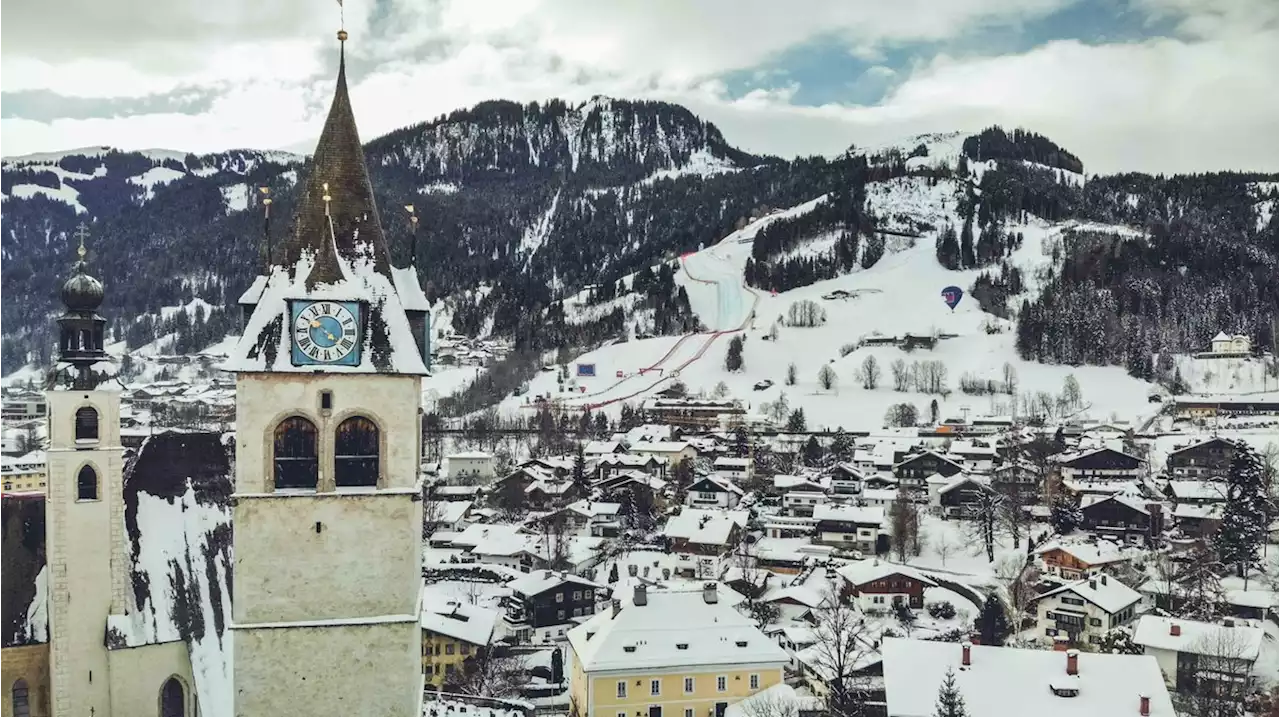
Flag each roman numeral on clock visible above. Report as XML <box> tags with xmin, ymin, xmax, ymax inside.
<box><xmin>340</xmin><ymin>338</ymin><xmax>354</xmax><ymax>350</ymax></box>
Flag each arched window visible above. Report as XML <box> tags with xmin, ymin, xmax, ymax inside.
<box><xmin>335</xmin><ymin>416</ymin><xmax>379</xmax><ymax>487</ymax></box>
<box><xmin>273</xmin><ymin>417</ymin><xmax>318</xmax><ymax>490</ymax></box>
<box><xmin>160</xmin><ymin>677</ymin><xmax>184</xmax><ymax>717</ymax></box>
<box><xmin>75</xmin><ymin>407</ymin><xmax>99</xmax><ymax>441</ymax></box>
<box><xmin>77</xmin><ymin>465</ymin><xmax>98</xmax><ymax>501</ymax></box>
<box><xmin>11</xmin><ymin>678</ymin><xmax>29</xmax><ymax>717</ymax></box>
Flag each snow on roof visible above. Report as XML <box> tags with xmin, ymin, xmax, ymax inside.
<box><xmin>1057</xmin><ymin>446</ymin><xmax>1145</xmax><ymax>465</ymax></box>
<box><xmin>1132</xmin><ymin>615</ymin><xmax>1264</xmax><ymax>661</ymax></box>
<box><xmin>508</xmin><ymin>570</ymin><xmax>603</xmax><ymax>598</ymax></box>
<box><xmin>693</xmin><ymin>475</ymin><xmax>744</xmax><ymax>495</ymax></box>
<box><xmin>565</xmin><ymin>499</ymin><xmax>622</xmax><ymax>518</ymax></box>
<box><xmin>762</xmin><ymin>583</ymin><xmax>826</xmax><ymax>609</ymax></box>
<box><xmin>1212</xmin><ymin>331</ymin><xmax>1231</xmax><ymax>341</ymax></box>
<box><xmin>425</xmin><ymin>500</ymin><xmax>472</xmax><ymax>524</ymax></box>
<box><xmin>445</xmin><ymin>451</ymin><xmax>493</xmax><ymax>460</ymax></box>
<box><xmin>451</xmin><ymin>523</ymin><xmax>527</xmax><ymax>555</ymax></box>
<box><xmin>624</xmin><ymin>424</ymin><xmax>675</xmax><ymax>444</ymax></box>
<box><xmin>1173</xmin><ymin>503</ymin><xmax>1223</xmax><ymax>520</ymax></box>
<box><xmin>420</xmin><ymin>592</ymin><xmax>497</xmax><ymax>646</ymax></box>
<box><xmin>1035</xmin><ymin>540</ymin><xmax>1136</xmax><ymax>566</ymax></box>
<box><xmin>1165</xmin><ymin>480</ymin><xmax>1228</xmax><ymax>501</ymax></box>
<box><xmin>597</xmin><ymin>453</ymin><xmax>657</xmax><ymax>466</ymax></box>
<box><xmin>724</xmin><ymin>683</ymin><xmax>817</xmax><ymax>717</ymax></box>
<box><xmin>882</xmin><ymin>638</ymin><xmax>1175</xmax><ymax>717</ymax></box>
<box><xmin>584</xmin><ymin>440</ymin><xmax>623</xmax><ymax>454</ymax></box>
<box><xmin>1037</xmin><ymin>575</ymin><xmax>1142</xmax><ymax>614</ymax></box>
<box><xmin>894</xmin><ymin>449</ymin><xmax>963</xmax><ymax>470</ymax></box>
<box><xmin>1084</xmin><ymin>493</ymin><xmax>1150</xmax><ymax>516</ymax></box>
<box><xmin>714</xmin><ymin>457</ymin><xmax>751</xmax><ymax>468</ymax></box>
<box><xmin>813</xmin><ymin>503</ymin><xmax>885</xmax><ymax>526</ymax></box>
<box><xmin>938</xmin><ymin>474</ymin><xmax>990</xmax><ymax>495</ymax></box>
<box><xmin>567</xmin><ymin>588</ymin><xmax>788</xmax><ymax>672</ymax></box>
<box><xmin>222</xmin><ymin>248</ymin><xmax>429</xmax><ymax>375</ymax></box>
<box><xmin>774</xmin><ymin>474</ymin><xmax>826</xmax><ymax>490</ymax></box>
<box><xmin>663</xmin><ymin>508</ymin><xmax>748</xmax><ymax>546</ymax></box>
<box><xmin>390</xmin><ymin>265</ymin><xmax>430</xmax><ymax>312</ymax></box>
<box><xmin>837</xmin><ymin>559</ymin><xmax>938</xmax><ymax>589</ymax></box>
<box><xmin>630</xmin><ymin>440</ymin><xmax>691</xmax><ymax>453</ymax></box>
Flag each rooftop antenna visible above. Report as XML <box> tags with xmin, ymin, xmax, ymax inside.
<box><xmin>405</xmin><ymin>204</ymin><xmax>418</xmax><ymax>265</ymax></box>
<box><xmin>259</xmin><ymin>186</ymin><xmax>273</xmax><ymax>269</ymax></box>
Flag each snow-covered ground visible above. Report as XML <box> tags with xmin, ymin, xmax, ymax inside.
<box><xmin>1172</xmin><ymin>354</ymin><xmax>1278</xmax><ymax>394</ymax></box>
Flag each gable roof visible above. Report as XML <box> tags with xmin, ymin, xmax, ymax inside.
<box><xmin>1081</xmin><ymin>493</ymin><xmax>1150</xmax><ymax>516</ymax></box>
<box><xmin>813</xmin><ymin>503</ymin><xmax>885</xmax><ymax>526</ymax></box>
<box><xmin>507</xmin><ymin>570</ymin><xmax>603</xmax><ymax>598</ymax></box>
<box><xmin>1057</xmin><ymin>446</ymin><xmax>1145</xmax><ymax>467</ymax></box>
<box><xmin>1132</xmin><ymin>615</ymin><xmax>1264</xmax><ymax>661</ymax></box>
<box><xmin>837</xmin><ymin>559</ymin><xmax>938</xmax><ymax>589</ymax></box>
<box><xmin>420</xmin><ymin>593</ymin><xmax>497</xmax><ymax>646</ymax></box>
<box><xmin>894</xmin><ymin>450</ymin><xmax>963</xmax><ymax>471</ymax></box>
<box><xmin>567</xmin><ymin>589</ymin><xmax>787</xmax><ymax>672</ymax></box>
<box><xmin>1164</xmin><ymin>480</ymin><xmax>1228</xmax><ymax>502</ymax></box>
<box><xmin>662</xmin><ymin>509</ymin><xmax>748</xmax><ymax>546</ymax></box>
<box><xmin>938</xmin><ymin>474</ymin><xmax>991</xmax><ymax>495</ymax></box>
<box><xmin>690</xmin><ymin>475</ymin><xmax>744</xmax><ymax>495</ymax></box>
<box><xmin>1036</xmin><ymin>576</ymin><xmax>1142</xmax><ymax>614</ymax></box>
<box><xmin>1035</xmin><ymin>540</ymin><xmax>1137</xmax><ymax>567</ymax></box>
<box><xmin>1168</xmin><ymin>436</ymin><xmax>1238</xmax><ymax>457</ymax></box>
<box><xmin>881</xmin><ymin>638</ymin><xmax>1174</xmax><ymax>717</ymax></box>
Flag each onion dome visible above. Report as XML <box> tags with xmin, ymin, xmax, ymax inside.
<box><xmin>61</xmin><ymin>259</ymin><xmax>104</xmax><ymax>312</ymax></box>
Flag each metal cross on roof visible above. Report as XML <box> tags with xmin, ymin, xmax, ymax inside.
<box><xmin>74</xmin><ymin>222</ymin><xmax>90</xmax><ymax>259</ymax></box>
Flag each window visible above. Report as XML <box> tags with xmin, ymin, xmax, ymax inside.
<box><xmin>160</xmin><ymin>677</ymin><xmax>185</xmax><ymax>717</ymax></box>
<box><xmin>75</xmin><ymin>406</ymin><xmax>99</xmax><ymax>441</ymax></box>
<box><xmin>650</xmin><ymin>679</ymin><xmax>661</xmax><ymax>696</ymax></box>
<box><xmin>445</xmin><ymin>643</ymin><xmax>455</xmax><ymax>655</ymax></box>
<box><xmin>556</xmin><ymin>593</ymin><xmax>565</xmax><ymax>603</ymax></box>
<box><xmin>572</xmin><ymin>590</ymin><xmax>582</xmax><ymax>600</ymax></box>
<box><xmin>617</xmin><ymin>681</ymin><xmax>627</xmax><ymax>698</ymax></box>
<box><xmin>685</xmin><ymin>710</ymin><xmax>694</xmax><ymax>717</ymax></box>
<box><xmin>557</xmin><ymin>610</ymin><xmax>566</xmax><ymax>621</ymax></box>
<box><xmin>717</xmin><ymin>676</ymin><xmax>727</xmax><ymax>692</ymax></box>
<box><xmin>273</xmin><ymin>416</ymin><xmax>318</xmax><ymax>489</ymax></box>
<box><xmin>750</xmin><ymin>674</ymin><xmax>760</xmax><ymax>690</ymax></box>
<box><xmin>335</xmin><ymin>416</ymin><xmax>379</xmax><ymax>487</ymax></box>
<box><xmin>1061</xmin><ymin>596</ymin><xmax>1085</xmax><ymax>606</ymax></box>
<box><xmin>320</xmin><ymin>390</ymin><xmax>333</xmax><ymax>411</ymax></box>
<box><xmin>1089</xmin><ymin>618</ymin><xmax>1103</xmax><ymax>627</ymax></box>
<box><xmin>77</xmin><ymin>465</ymin><xmax>98</xmax><ymax>501</ymax></box>
<box><xmin>461</xmin><ymin>644</ymin><xmax>471</xmax><ymax>655</ymax></box>
<box><xmin>12</xmin><ymin>678</ymin><xmax>29</xmax><ymax>717</ymax></box>
<box><xmin>684</xmin><ymin>677</ymin><xmax>694</xmax><ymax>694</ymax></box>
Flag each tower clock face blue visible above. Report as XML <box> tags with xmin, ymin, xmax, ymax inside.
<box><xmin>290</xmin><ymin>300</ymin><xmax>362</xmax><ymax>366</ymax></box>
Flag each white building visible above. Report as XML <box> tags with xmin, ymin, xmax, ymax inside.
<box><xmin>629</xmin><ymin>440</ymin><xmax>697</xmax><ymax>468</ymax></box>
<box><xmin>1132</xmin><ymin>615</ymin><xmax>1264</xmax><ymax>695</ymax></box>
<box><xmin>223</xmin><ymin>31</ymin><xmax>428</xmax><ymax>717</ymax></box>
<box><xmin>687</xmin><ymin>474</ymin><xmax>744</xmax><ymax>509</ymax></box>
<box><xmin>1032</xmin><ymin>575</ymin><xmax>1142</xmax><ymax>646</ymax></box>
<box><xmin>1209</xmin><ymin>331</ymin><xmax>1252</xmax><ymax>355</ymax></box>
<box><xmin>443</xmin><ymin>451</ymin><xmax>496</xmax><ymax>482</ymax></box>
<box><xmin>713</xmin><ymin>456</ymin><xmax>753</xmax><ymax>482</ymax></box>
<box><xmin>812</xmin><ymin>504</ymin><xmax>885</xmax><ymax>554</ymax></box>
<box><xmin>881</xmin><ymin>638</ymin><xmax>1175</xmax><ymax>716</ymax></box>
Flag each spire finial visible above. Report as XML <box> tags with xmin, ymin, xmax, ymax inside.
<box><xmin>74</xmin><ymin>222</ymin><xmax>90</xmax><ymax>261</ymax></box>
<box><xmin>322</xmin><ymin>182</ymin><xmax>332</xmax><ymax>217</ymax></box>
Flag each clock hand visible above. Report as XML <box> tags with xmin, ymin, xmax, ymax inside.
<box><xmin>310</xmin><ymin>320</ymin><xmax>322</xmax><ymax>328</ymax></box>
<box><xmin>327</xmin><ymin>332</ymin><xmax>337</xmax><ymax>341</ymax></box>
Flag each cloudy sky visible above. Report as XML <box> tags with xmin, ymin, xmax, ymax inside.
<box><xmin>1</xmin><ymin>0</ymin><xmax>1276</xmax><ymax>174</ymax></box>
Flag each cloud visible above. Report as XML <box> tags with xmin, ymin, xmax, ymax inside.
<box><xmin>0</xmin><ymin>0</ymin><xmax>1275</xmax><ymax>174</ymax></box>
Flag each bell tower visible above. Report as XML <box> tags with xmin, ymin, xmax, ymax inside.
<box><xmin>223</xmin><ymin>28</ymin><xmax>428</xmax><ymax>717</ymax></box>
<box><xmin>44</xmin><ymin>223</ymin><xmax>129</xmax><ymax>716</ymax></box>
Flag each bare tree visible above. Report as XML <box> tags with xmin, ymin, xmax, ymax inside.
<box><xmin>767</xmin><ymin>392</ymin><xmax>791</xmax><ymax>424</ymax></box>
<box><xmin>966</xmin><ymin>489</ymin><xmax>1005</xmax><ymax>563</ymax></box>
<box><xmin>1002</xmin><ymin>362</ymin><xmax>1018</xmax><ymax>396</ymax></box>
<box><xmin>732</xmin><ymin>539</ymin><xmax>778</xmax><ymax>629</ymax></box>
<box><xmin>932</xmin><ymin>534</ymin><xmax>960</xmax><ymax>568</ymax></box>
<box><xmin>786</xmin><ymin>362</ymin><xmax>798</xmax><ymax>386</ymax></box>
<box><xmin>442</xmin><ymin>646</ymin><xmax>526</xmax><ymax>698</ymax></box>
<box><xmin>891</xmin><ymin>358</ymin><xmax>910</xmax><ymax>392</ymax></box>
<box><xmin>1060</xmin><ymin>374</ymin><xmax>1082</xmax><ymax>410</ymax></box>
<box><xmin>993</xmin><ymin>553</ymin><xmax>1040</xmax><ymax>629</ymax></box>
<box><xmin>858</xmin><ymin>355</ymin><xmax>881</xmax><ymax>390</ymax></box>
<box><xmin>995</xmin><ymin>480</ymin><xmax>1031</xmax><ymax>549</ymax></box>
<box><xmin>889</xmin><ymin>486</ymin><xmax>918</xmax><ymax>562</ymax></box>
<box><xmin>808</xmin><ymin>592</ymin><xmax>875</xmax><ymax>717</ymax></box>
<box><xmin>740</xmin><ymin>690</ymin><xmax>801</xmax><ymax>717</ymax></box>
<box><xmin>1178</xmin><ymin>627</ymin><xmax>1259</xmax><ymax>717</ymax></box>
<box><xmin>918</xmin><ymin>360</ymin><xmax>949</xmax><ymax>395</ymax></box>
<box><xmin>713</xmin><ymin>381</ymin><xmax>731</xmax><ymax>398</ymax></box>
<box><xmin>819</xmin><ymin>364</ymin><xmax>840</xmax><ymax>393</ymax></box>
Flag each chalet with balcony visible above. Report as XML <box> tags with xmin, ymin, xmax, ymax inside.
<box><xmin>1165</xmin><ymin>437</ymin><xmax>1239</xmax><ymax>480</ymax></box>
<box><xmin>990</xmin><ymin>459</ymin><xmax>1040</xmax><ymax>503</ymax></box>
<box><xmin>1080</xmin><ymin>494</ymin><xmax>1161</xmax><ymax>544</ymax></box>
<box><xmin>503</xmin><ymin>570</ymin><xmax>605</xmax><ymax>644</ymax></box>
<box><xmin>1057</xmin><ymin>447</ymin><xmax>1145</xmax><ymax>483</ymax></box>
<box><xmin>828</xmin><ymin>462</ymin><xmax>864</xmax><ymax>495</ymax></box>
<box><xmin>687</xmin><ymin>474</ymin><xmax>744</xmax><ymax>509</ymax></box>
<box><xmin>935</xmin><ymin>475</ymin><xmax>995</xmax><ymax>519</ymax></box>
<box><xmin>837</xmin><ymin>560</ymin><xmax>937</xmax><ymax>611</ymax></box>
<box><xmin>893</xmin><ymin>450</ymin><xmax>963</xmax><ymax>492</ymax></box>
<box><xmin>813</xmin><ymin>504</ymin><xmax>886</xmax><ymax>554</ymax></box>
<box><xmin>1035</xmin><ymin>541</ymin><xmax>1139</xmax><ymax>580</ymax></box>
<box><xmin>713</xmin><ymin>456</ymin><xmax>753</xmax><ymax>482</ymax></box>
<box><xmin>783</xmin><ymin>491</ymin><xmax>826</xmax><ymax>517</ymax></box>
<box><xmin>1032</xmin><ymin>574</ymin><xmax>1142</xmax><ymax>646</ymax></box>
<box><xmin>596</xmin><ymin>453</ymin><xmax>665</xmax><ymax>481</ymax></box>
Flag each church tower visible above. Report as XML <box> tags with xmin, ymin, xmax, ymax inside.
<box><xmin>224</xmin><ymin>29</ymin><xmax>428</xmax><ymax>717</ymax></box>
<box><xmin>44</xmin><ymin>226</ymin><xmax>129</xmax><ymax>716</ymax></box>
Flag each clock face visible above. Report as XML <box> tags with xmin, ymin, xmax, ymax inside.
<box><xmin>290</xmin><ymin>300</ymin><xmax>361</xmax><ymax>366</ymax></box>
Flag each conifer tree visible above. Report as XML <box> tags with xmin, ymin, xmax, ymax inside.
<box><xmin>830</xmin><ymin>429</ymin><xmax>854</xmax><ymax>464</ymax></box>
<box><xmin>1214</xmin><ymin>441</ymin><xmax>1269</xmax><ymax>586</ymax></box>
<box><xmin>960</xmin><ymin>215</ymin><xmax>976</xmax><ymax>269</ymax></box>
<box><xmin>975</xmin><ymin>594</ymin><xmax>1008</xmax><ymax>646</ymax></box>
<box><xmin>933</xmin><ymin>667</ymin><xmax>969</xmax><ymax>717</ymax></box>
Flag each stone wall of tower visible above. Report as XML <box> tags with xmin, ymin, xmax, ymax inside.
<box><xmin>44</xmin><ymin>389</ymin><xmax>124</xmax><ymax>717</ymax></box>
<box><xmin>232</xmin><ymin>372</ymin><xmax>424</xmax><ymax>716</ymax></box>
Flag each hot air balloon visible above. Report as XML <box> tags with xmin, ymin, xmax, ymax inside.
<box><xmin>941</xmin><ymin>285</ymin><xmax>964</xmax><ymax>311</ymax></box>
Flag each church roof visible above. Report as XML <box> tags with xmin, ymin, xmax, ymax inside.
<box><xmin>222</xmin><ymin>32</ymin><xmax>427</xmax><ymax>376</ymax></box>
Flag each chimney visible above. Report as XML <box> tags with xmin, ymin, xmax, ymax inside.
<box><xmin>1066</xmin><ymin>649</ymin><xmax>1079</xmax><ymax>676</ymax></box>
<box><xmin>1169</xmin><ymin>623</ymin><xmax>1181</xmax><ymax>637</ymax></box>
<box><xmin>1139</xmin><ymin>695</ymin><xmax>1150</xmax><ymax>716</ymax></box>
<box><xmin>703</xmin><ymin>583</ymin><xmax>718</xmax><ymax>604</ymax></box>
<box><xmin>1053</xmin><ymin>636</ymin><xmax>1069</xmax><ymax>652</ymax></box>
<box><xmin>544</xmin><ymin>570</ymin><xmax>553</xmax><ymax>579</ymax></box>
<box><xmin>961</xmin><ymin>641</ymin><xmax>972</xmax><ymax>667</ymax></box>
<box><xmin>634</xmin><ymin>584</ymin><xmax>648</xmax><ymax>607</ymax></box>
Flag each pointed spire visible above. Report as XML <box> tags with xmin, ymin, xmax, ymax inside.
<box><xmin>279</xmin><ymin>28</ymin><xmax>393</xmax><ymax>288</ymax></box>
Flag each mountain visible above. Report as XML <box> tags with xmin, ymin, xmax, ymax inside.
<box><xmin>2</xmin><ymin>100</ymin><xmax>1276</xmax><ymax>415</ymax></box>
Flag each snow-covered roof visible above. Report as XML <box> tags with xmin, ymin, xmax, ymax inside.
<box><xmin>567</xmin><ymin>588</ymin><xmax>788</xmax><ymax>672</ymax></box>
<box><xmin>881</xmin><ymin>638</ymin><xmax>1175</xmax><ymax>717</ymax></box>
<box><xmin>445</xmin><ymin>451</ymin><xmax>494</xmax><ymax>460</ymax></box>
<box><xmin>761</xmin><ymin>583</ymin><xmax>826</xmax><ymax>609</ymax></box>
<box><xmin>938</xmin><ymin>474</ymin><xmax>990</xmax><ymax>495</ymax></box>
<box><xmin>1132</xmin><ymin>615</ymin><xmax>1264</xmax><ymax>661</ymax></box>
<box><xmin>812</xmin><ymin>503</ymin><xmax>885</xmax><ymax>526</ymax></box>
<box><xmin>1035</xmin><ymin>540</ymin><xmax>1136</xmax><ymax>567</ymax></box>
<box><xmin>508</xmin><ymin>570</ymin><xmax>603</xmax><ymax>598</ymax></box>
<box><xmin>662</xmin><ymin>509</ymin><xmax>748</xmax><ymax>546</ymax></box>
<box><xmin>597</xmin><ymin>453</ymin><xmax>658</xmax><ymax>466</ymax></box>
<box><xmin>774</xmin><ymin>474</ymin><xmax>826</xmax><ymax>490</ymax></box>
<box><xmin>425</xmin><ymin>500</ymin><xmax>472</xmax><ymax>524</ymax></box>
<box><xmin>1173</xmin><ymin>503</ymin><xmax>1223</xmax><ymax>520</ymax></box>
<box><xmin>390</xmin><ymin>265</ymin><xmax>430</xmax><ymax>312</ymax></box>
<box><xmin>1081</xmin><ymin>493</ymin><xmax>1150</xmax><ymax>516</ymax></box>
<box><xmin>724</xmin><ymin>683</ymin><xmax>817</xmax><ymax>717</ymax></box>
<box><xmin>837</xmin><ymin>559</ymin><xmax>938</xmax><ymax>589</ymax></box>
<box><xmin>692</xmin><ymin>475</ymin><xmax>744</xmax><ymax>495</ymax></box>
<box><xmin>894</xmin><ymin>449</ymin><xmax>963</xmax><ymax>470</ymax></box>
<box><xmin>1036</xmin><ymin>575</ymin><xmax>1142</xmax><ymax>614</ymax></box>
<box><xmin>565</xmin><ymin>499</ymin><xmax>622</xmax><ymax>518</ymax></box>
<box><xmin>1165</xmin><ymin>480</ymin><xmax>1227</xmax><ymax>502</ymax></box>
<box><xmin>630</xmin><ymin>440</ymin><xmax>691</xmax><ymax>454</ymax></box>
<box><xmin>420</xmin><ymin>593</ymin><xmax>497</xmax><ymax>646</ymax></box>
<box><xmin>713</xmin><ymin>456</ymin><xmax>751</xmax><ymax>468</ymax></box>
<box><xmin>584</xmin><ymin>440</ymin><xmax>623</xmax><ymax>455</ymax></box>
<box><xmin>236</xmin><ymin>274</ymin><xmax>269</xmax><ymax>304</ymax></box>
<box><xmin>1212</xmin><ymin>331</ymin><xmax>1231</xmax><ymax>341</ymax></box>
<box><xmin>623</xmin><ymin>424</ymin><xmax>676</xmax><ymax>444</ymax></box>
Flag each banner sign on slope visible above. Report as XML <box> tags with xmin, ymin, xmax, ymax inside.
<box><xmin>576</xmin><ymin>363</ymin><xmax>597</xmax><ymax>378</ymax></box>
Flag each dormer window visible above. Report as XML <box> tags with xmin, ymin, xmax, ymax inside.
<box><xmin>623</xmin><ymin>645</ymin><xmax>636</xmax><ymax>653</ymax></box>
<box><xmin>676</xmin><ymin>643</ymin><xmax>688</xmax><ymax>650</ymax></box>
<box><xmin>736</xmin><ymin>640</ymin><xmax>748</xmax><ymax>647</ymax></box>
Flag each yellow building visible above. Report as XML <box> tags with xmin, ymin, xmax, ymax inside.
<box><xmin>567</xmin><ymin>585</ymin><xmax>788</xmax><ymax>717</ymax></box>
<box><xmin>1</xmin><ymin>644</ymin><xmax>49</xmax><ymax>717</ymax></box>
<box><xmin>1</xmin><ymin>452</ymin><xmax>47</xmax><ymax>494</ymax></box>
<box><xmin>420</xmin><ymin>595</ymin><xmax>498</xmax><ymax>686</ymax></box>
